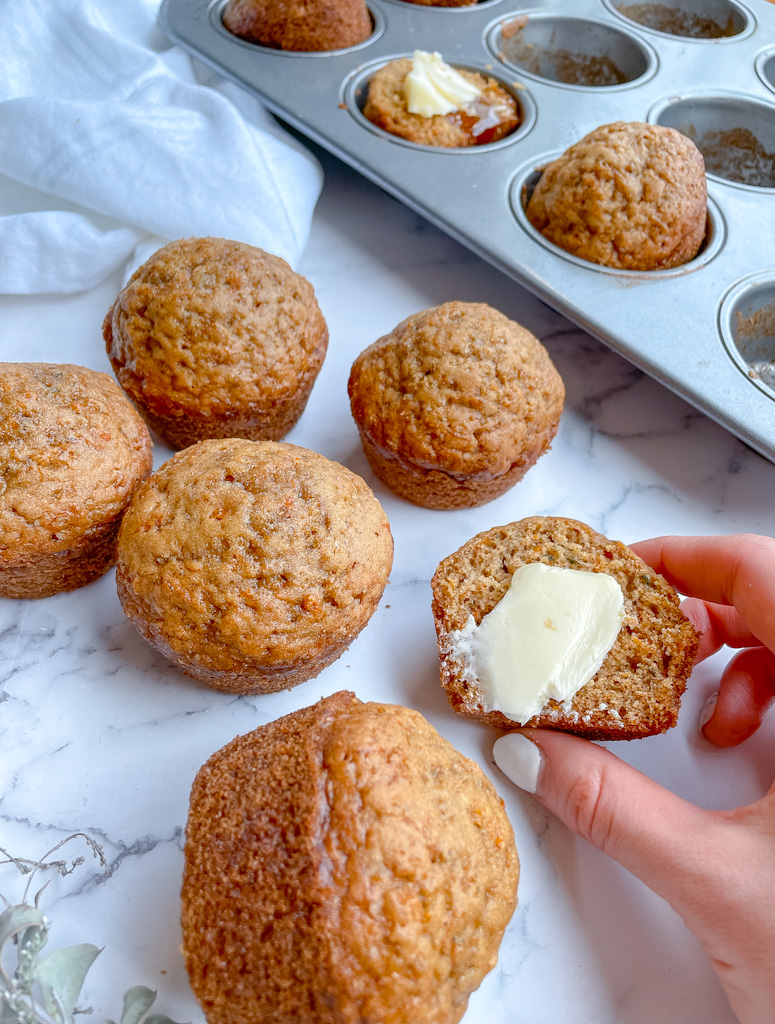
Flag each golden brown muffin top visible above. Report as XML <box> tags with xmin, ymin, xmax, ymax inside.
<box><xmin>182</xmin><ymin>691</ymin><xmax>519</xmax><ymax>1024</ymax></box>
<box><xmin>104</xmin><ymin>237</ymin><xmax>328</xmax><ymax>418</ymax></box>
<box><xmin>117</xmin><ymin>439</ymin><xmax>393</xmax><ymax>670</ymax></box>
<box><xmin>0</xmin><ymin>363</ymin><xmax>152</xmax><ymax>557</ymax></box>
<box><xmin>223</xmin><ymin>0</ymin><xmax>372</xmax><ymax>51</ymax></box>
<box><xmin>363</xmin><ymin>59</ymin><xmax>520</xmax><ymax>148</ymax></box>
<box><xmin>349</xmin><ymin>301</ymin><xmax>565</xmax><ymax>478</ymax></box>
<box><xmin>526</xmin><ymin>121</ymin><xmax>707</xmax><ymax>271</ymax></box>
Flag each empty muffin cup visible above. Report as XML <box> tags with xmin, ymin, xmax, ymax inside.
<box><xmin>488</xmin><ymin>13</ymin><xmax>656</xmax><ymax>88</ymax></box>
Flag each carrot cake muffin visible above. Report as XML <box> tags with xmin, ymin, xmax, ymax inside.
<box><xmin>363</xmin><ymin>51</ymin><xmax>520</xmax><ymax>147</ymax></box>
<box><xmin>104</xmin><ymin>237</ymin><xmax>328</xmax><ymax>450</ymax></box>
<box><xmin>116</xmin><ymin>440</ymin><xmax>393</xmax><ymax>693</ymax></box>
<box><xmin>223</xmin><ymin>0</ymin><xmax>371</xmax><ymax>51</ymax></box>
<box><xmin>182</xmin><ymin>691</ymin><xmax>519</xmax><ymax>1024</ymax></box>
<box><xmin>525</xmin><ymin>121</ymin><xmax>707</xmax><ymax>270</ymax></box>
<box><xmin>431</xmin><ymin>516</ymin><xmax>700</xmax><ymax>740</ymax></box>
<box><xmin>348</xmin><ymin>302</ymin><xmax>564</xmax><ymax>509</ymax></box>
<box><xmin>0</xmin><ymin>362</ymin><xmax>152</xmax><ymax>599</ymax></box>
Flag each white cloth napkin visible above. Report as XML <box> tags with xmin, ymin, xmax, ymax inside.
<box><xmin>0</xmin><ymin>0</ymin><xmax>324</xmax><ymax>294</ymax></box>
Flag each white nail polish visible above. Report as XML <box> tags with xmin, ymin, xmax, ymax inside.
<box><xmin>493</xmin><ymin>733</ymin><xmax>541</xmax><ymax>794</ymax></box>
<box><xmin>699</xmin><ymin>691</ymin><xmax>719</xmax><ymax>734</ymax></box>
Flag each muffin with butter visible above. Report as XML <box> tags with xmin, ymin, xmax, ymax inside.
<box><xmin>363</xmin><ymin>51</ymin><xmax>520</xmax><ymax>147</ymax></box>
<box><xmin>431</xmin><ymin>516</ymin><xmax>700</xmax><ymax>740</ymax></box>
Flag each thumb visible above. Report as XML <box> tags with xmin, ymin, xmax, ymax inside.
<box><xmin>493</xmin><ymin>729</ymin><xmax>718</xmax><ymax>913</ymax></box>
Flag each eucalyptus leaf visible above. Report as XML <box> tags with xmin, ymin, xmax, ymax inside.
<box><xmin>143</xmin><ymin>1014</ymin><xmax>188</xmax><ymax>1024</ymax></box>
<box><xmin>0</xmin><ymin>905</ymin><xmax>46</xmax><ymax>950</ymax></box>
<box><xmin>36</xmin><ymin>943</ymin><xmax>101</xmax><ymax>1022</ymax></box>
<box><xmin>118</xmin><ymin>986</ymin><xmax>157</xmax><ymax>1024</ymax></box>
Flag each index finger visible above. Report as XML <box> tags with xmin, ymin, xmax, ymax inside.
<box><xmin>631</xmin><ymin>534</ymin><xmax>775</xmax><ymax>654</ymax></box>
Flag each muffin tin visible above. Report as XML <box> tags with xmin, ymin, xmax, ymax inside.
<box><xmin>159</xmin><ymin>0</ymin><xmax>775</xmax><ymax>462</ymax></box>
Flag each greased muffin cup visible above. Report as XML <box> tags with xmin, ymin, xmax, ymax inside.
<box><xmin>115</xmin><ymin>439</ymin><xmax>393</xmax><ymax>693</ymax></box>
<box><xmin>181</xmin><ymin>691</ymin><xmax>519</xmax><ymax>1024</ymax></box>
<box><xmin>104</xmin><ymin>237</ymin><xmax>328</xmax><ymax>450</ymax></box>
<box><xmin>348</xmin><ymin>301</ymin><xmax>565</xmax><ymax>509</ymax></box>
<box><xmin>0</xmin><ymin>363</ymin><xmax>153</xmax><ymax>599</ymax></box>
<box><xmin>525</xmin><ymin>121</ymin><xmax>708</xmax><ymax>270</ymax></box>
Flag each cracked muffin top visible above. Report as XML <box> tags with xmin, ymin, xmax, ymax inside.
<box><xmin>182</xmin><ymin>691</ymin><xmax>519</xmax><ymax>1024</ymax></box>
<box><xmin>116</xmin><ymin>439</ymin><xmax>393</xmax><ymax>671</ymax></box>
<box><xmin>0</xmin><ymin>362</ymin><xmax>152</xmax><ymax>558</ymax></box>
<box><xmin>526</xmin><ymin>121</ymin><xmax>707</xmax><ymax>271</ymax></box>
<box><xmin>348</xmin><ymin>301</ymin><xmax>564</xmax><ymax>479</ymax></box>
<box><xmin>104</xmin><ymin>236</ymin><xmax>327</xmax><ymax>427</ymax></box>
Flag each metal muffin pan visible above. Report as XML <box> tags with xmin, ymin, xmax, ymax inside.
<box><xmin>160</xmin><ymin>0</ymin><xmax>775</xmax><ymax>462</ymax></box>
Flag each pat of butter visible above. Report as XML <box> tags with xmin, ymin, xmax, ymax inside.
<box><xmin>404</xmin><ymin>50</ymin><xmax>481</xmax><ymax>118</ymax></box>
<box><xmin>452</xmin><ymin>563</ymin><xmax>624</xmax><ymax>724</ymax></box>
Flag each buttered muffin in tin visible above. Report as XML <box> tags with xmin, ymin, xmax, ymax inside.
<box><xmin>116</xmin><ymin>439</ymin><xmax>393</xmax><ymax>693</ymax></box>
<box><xmin>223</xmin><ymin>0</ymin><xmax>372</xmax><ymax>51</ymax></box>
<box><xmin>0</xmin><ymin>363</ymin><xmax>152</xmax><ymax>599</ymax></box>
<box><xmin>526</xmin><ymin>121</ymin><xmax>707</xmax><ymax>271</ymax></box>
<box><xmin>363</xmin><ymin>51</ymin><xmax>520</xmax><ymax>148</ymax></box>
<box><xmin>104</xmin><ymin>237</ymin><xmax>328</xmax><ymax>450</ymax></box>
<box><xmin>348</xmin><ymin>301</ymin><xmax>564</xmax><ymax>509</ymax></box>
<box><xmin>181</xmin><ymin>690</ymin><xmax>519</xmax><ymax>1024</ymax></box>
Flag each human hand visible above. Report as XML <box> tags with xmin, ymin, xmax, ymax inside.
<box><xmin>493</xmin><ymin>534</ymin><xmax>775</xmax><ymax>1024</ymax></box>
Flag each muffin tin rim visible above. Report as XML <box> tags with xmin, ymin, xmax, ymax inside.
<box><xmin>341</xmin><ymin>53</ymin><xmax>537</xmax><ymax>153</ymax></box>
<box><xmin>755</xmin><ymin>47</ymin><xmax>775</xmax><ymax>96</ymax></box>
<box><xmin>483</xmin><ymin>8</ymin><xmax>660</xmax><ymax>92</ymax></box>
<box><xmin>600</xmin><ymin>0</ymin><xmax>757</xmax><ymax>43</ymax></box>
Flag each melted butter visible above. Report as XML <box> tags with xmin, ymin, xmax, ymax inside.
<box><xmin>451</xmin><ymin>563</ymin><xmax>624</xmax><ymax>724</ymax></box>
<box><xmin>404</xmin><ymin>50</ymin><xmax>481</xmax><ymax>118</ymax></box>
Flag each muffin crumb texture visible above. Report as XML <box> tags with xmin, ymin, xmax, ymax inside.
<box><xmin>181</xmin><ymin>691</ymin><xmax>519</xmax><ymax>1024</ymax></box>
<box><xmin>349</xmin><ymin>301</ymin><xmax>564</xmax><ymax>508</ymax></box>
<box><xmin>526</xmin><ymin>121</ymin><xmax>707</xmax><ymax>270</ymax></box>
<box><xmin>116</xmin><ymin>439</ymin><xmax>393</xmax><ymax>692</ymax></box>
<box><xmin>0</xmin><ymin>362</ymin><xmax>152</xmax><ymax>598</ymax></box>
<box><xmin>104</xmin><ymin>237</ymin><xmax>328</xmax><ymax>450</ymax></box>
<box><xmin>431</xmin><ymin>516</ymin><xmax>700</xmax><ymax>739</ymax></box>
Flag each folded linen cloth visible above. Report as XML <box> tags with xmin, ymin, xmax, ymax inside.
<box><xmin>0</xmin><ymin>0</ymin><xmax>324</xmax><ymax>294</ymax></box>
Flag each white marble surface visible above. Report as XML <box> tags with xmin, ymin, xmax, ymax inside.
<box><xmin>2</xmin><ymin>143</ymin><xmax>775</xmax><ymax>1024</ymax></box>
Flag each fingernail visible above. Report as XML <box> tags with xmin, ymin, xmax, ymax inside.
<box><xmin>493</xmin><ymin>733</ymin><xmax>542</xmax><ymax>794</ymax></box>
<box><xmin>699</xmin><ymin>692</ymin><xmax>719</xmax><ymax>735</ymax></box>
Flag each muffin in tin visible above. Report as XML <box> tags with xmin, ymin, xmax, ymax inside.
<box><xmin>182</xmin><ymin>690</ymin><xmax>519</xmax><ymax>1024</ymax></box>
<box><xmin>222</xmin><ymin>0</ymin><xmax>372</xmax><ymax>51</ymax></box>
<box><xmin>104</xmin><ymin>237</ymin><xmax>328</xmax><ymax>450</ymax></box>
<box><xmin>0</xmin><ymin>362</ymin><xmax>152</xmax><ymax>599</ymax></box>
<box><xmin>348</xmin><ymin>301</ymin><xmax>564</xmax><ymax>509</ymax></box>
<box><xmin>363</xmin><ymin>55</ymin><xmax>520</xmax><ymax>148</ymax></box>
<box><xmin>116</xmin><ymin>439</ymin><xmax>393</xmax><ymax>693</ymax></box>
<box><xmin>526</xmin><ymin>121</ymin><xmax>707</xmax><ymax>271</ymax></box>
